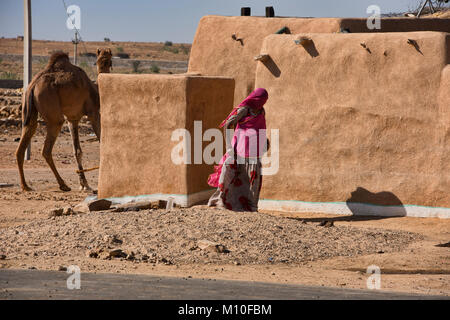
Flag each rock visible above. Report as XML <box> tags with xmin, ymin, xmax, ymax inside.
<box><xmin>0</xmin><ymin>254</ymin><xmax>6</xmax><ymax>260</ymax></box>
<box><xmin>109</xmin><ymin>249</ymin><xmax>127</xmax><ymax>259</ymax></box>
<box><xmin>0</xmin><ymin>183</ymin><xmax>14</xmax><ymax>188</ymax></box>
<box><xmin>110</xmin><ymin>235</ymin><xmax>123</xmax><ymax>245</ymax></box>
<box><xmin>58</xmin><ymin>266</ymin><xmax>67</xmax><ymax>272</ymax></box>
<box><xmin>151</xmin><ymin>200</ymin><xmax>168</xmax><ymax>209</ymax></box>
<box><xmin>159</xmin><ymin>257</ymin><xmax>173</xmax><ymax>265</ymax></box>
<box><xmin>62</xmin><ymin>206</ymin><xmax>74</xmax><ymax>216</ymax></box>
<box><xmin>197</xmin><ymin>240</ymin><xmax>229</xmax><ymax>253</ymax></box>
<box><xmin>319</xmin><ymin>220</ymin><xmax>334</xmax><ymax>228</ymax></box>
<box><xmin>48</xmin><ymin>208</ymin><xmax>64</xmax><ymax>217</ymax></box>
<box><xmin>112</xmin><ymin>201</ymin><xmax>153</xmax><ymax>212</ymax></box>
<box><xmin>74</xmin><ymin>199</ymin><xmax>112</xmax><ymax>213</ymax></box>
<box><xmin>86</xmin><ymin>249</ymin><xmax>99</xmax><ymax>258</ymax></box>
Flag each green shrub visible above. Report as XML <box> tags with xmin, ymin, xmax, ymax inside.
<box><xmin>164</xmin><ymin>41</ymin><xmax>173</xmax><ymax>47</ymax></box>
<box><xmin>132</xmin><ymin>61</ymin><xmax>141</xmax><ymax>73</ymax></box>
<box><xmin>150</xmin><ymin>64</ymin><xmax>160</xmax><ymax>74</ymax></box>
<box><xmin>1</xmin><ymin>72</ymin><xmax>19</xmax><ymax>80</ymax></box>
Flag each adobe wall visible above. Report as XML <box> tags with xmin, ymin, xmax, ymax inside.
<box><xmin>188</xmin><ymin>16</ymin><xmax>342</xmax><ymax>106</ymax></box>
<box><xmin>188</xmin><ymin>15</ymin><xmax>450</xmax><ymax>107</ymax></box>
<box><xmin>254</xmin><ymin>32</ymin><xmax>449</xmax><ymax>212</ymax></box>
<box><xmin>97</xmin><ymin>74</ymin><xmax>234</xmax><ymax>204</ymax></box>
<box><xmin>438</xmin><ymin>65</ymin><xmax>450</xmax><ymax>202</ymax></box>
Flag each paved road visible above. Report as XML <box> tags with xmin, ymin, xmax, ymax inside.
<box><xmin>0</xmin><ymin>269</ymin><xmax>447</xmax><ymax>300</ymax></box>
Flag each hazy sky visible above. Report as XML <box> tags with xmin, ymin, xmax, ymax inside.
<box><xmin>0</xmin><ymin>0</ymin><xmax>422</xmax><ymax>43</ymax></box>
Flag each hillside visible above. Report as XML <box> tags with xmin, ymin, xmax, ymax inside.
<box><xmin>0</xmin><ymin>38</ymin><xmax>191</xmax><ymax>80</ymax></box>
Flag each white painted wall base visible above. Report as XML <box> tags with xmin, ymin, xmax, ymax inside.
<box><xmin>87</xmin><ymin>191</ymin><xmax>449</xmax><ymax>219</ymax></box>
<box><xmin>104</xmin><ymin>189</ymin><xmax>216</xmax><ymax>208</ymax></box>
<box><xmin>258</xmin><ymin>199</ymin><xmax>450</xmax><ymax>219</ymax></box>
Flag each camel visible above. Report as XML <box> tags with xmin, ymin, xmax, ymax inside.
<box><xmin>96</xmin><ymin>48</ymin><xmax>112</xmax><ymax>74</ymax></box>
<box><xmin>16</xmin><ymin>49</ymin><xmax>112</xmax><ymax>192</ymax></box>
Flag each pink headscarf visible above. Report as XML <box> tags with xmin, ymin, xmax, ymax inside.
<box><xmin>220</xmin><ymin>88</ymin><xmax>268</xmax><ymax>128</ymax></box>
<box><xmin>208</xmin><ymin>88</ymin><xmax>268</xmax><ymax>188</ymax></box>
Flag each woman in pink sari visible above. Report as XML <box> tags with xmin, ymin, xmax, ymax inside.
<box><xmin>207</xmin><ymin>88</ymin><xmax>269</xmax><ymax>212</ymax></box>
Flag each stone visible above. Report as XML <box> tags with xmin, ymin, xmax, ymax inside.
<box><xmin>62</xmin><ymin>206</ymin><xmax>74</xmax><ymax>216</ymax></box>
<box><xmin>48</xmin><ymin>208</ymin><xmax>64</xmax><ymax>217</ymax></box>
<box><xmin>319</xmin><ymin>220</ymin><xmax>334</xmax><ymax>228</ymax></box>
<box><xmin>0</xmin><ymin>254</ymin><xmax>6</xmax><ymax>260</ymax></box>
<box><xmin>74</xmin><ymin>199</ymin><xmax>112</xmax><ymax>213</ymax></box>
<box><xmin>109</xmin><ymin>249</ymin><xmax>127</xmax><ymax>259</ymax></box>
<box><xmin>197</xmin><ymin>240</ymin><xmax>229</xmax><ymax>253</ymax></box>
<box><xmin>58</xmin><ymin>266</ymin><xmax>67</xmax><ymax>272</ymax></box>
<box><xmin>112</xmin><ymin>201</ymin><xmax>153</xmax><ymax>212</ymax></box>
<box><xmin>86</xmin><ymin>249</ymin><xmax>99</xmax><ymax>258</ymax></box>
<box><xmin>151</xmin><ymin>200</ymin><xmax>168</xmax><ymax>210</ymax></box>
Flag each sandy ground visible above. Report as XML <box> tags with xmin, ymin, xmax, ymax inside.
<box><xmin>0</xmin><ymin>121</ymin><xmax>449</xmax><ymax>297</ymax></box>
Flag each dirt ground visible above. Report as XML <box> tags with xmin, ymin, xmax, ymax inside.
<box><xmin>0</xmin><ymin>119</ymin><xmax>449</xmax><ymax>297</ymax></box>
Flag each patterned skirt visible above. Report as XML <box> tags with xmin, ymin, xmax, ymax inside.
<box><xmin>208</xmin><ymin>155</ymin><xmax>262</xmax><ymax>212</ymax></box>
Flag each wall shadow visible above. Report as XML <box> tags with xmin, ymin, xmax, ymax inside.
<box><xmin>289</xmin><ymin>187</ymin><xmax>406</xmax><ymax>223</ymax></box>
<box><xmin>346</xmin><ymin>187</ymin><xmax>407</xmax><ymax>217</ymax></box>
<box><xmin>302</xmin><ymin>41</ymin><xmax>319</xmax><ymax>58</ymax></box>
<box><xmin>262</xmin><ymin>57</ymin><xmax>281</xmax><ymax>78</ymax></box>
<box><xmin>408</xmin><ymin>39</ymin><xmax>423</xmax><ymax>55</ymax></box>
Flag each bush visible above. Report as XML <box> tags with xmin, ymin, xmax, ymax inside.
<box><xmin>104</xmin><ymin>37</ymin><xmax>111</xmax><ymax>42</ymax></box>
<box><xmin>132</xmin><ymin>61</ymin><xmax>141</xmax><ymax>73</ymax></box>
<box><xmin>164</xmin><ymin>41</ymin><xmax>173</xmax><ymax>47</ymax></box>
<box><xmin>150</xmin><ymin>64</ymin><xmax>160</xmax><ymax>74</ymax></box>
<box><xmin>180</xmin><ymin>45</ymin><xmax>190</xmax><ymax>55</ymax></box>
<box><xmin>116</xmin><ymin>52</ymin><xmax>130</xmax><ymax>59</ymax></box>
<box><xmin>1</xmin><ymin>72</ymin><xmax>19</xmax><ymax>80</ymax></box>
<box><xmin>163</xmin><ymin>46</ymin><xmax>179</xmax><ymax>54</ymax></box>
<box><xmin>116</xmin><ymin>46</ymin><xmax>124</xmax><ymax>53</ymax></box>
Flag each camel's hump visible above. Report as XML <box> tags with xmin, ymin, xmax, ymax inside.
<box><xmin>47</xmin><ymin>51</ymin><xmax>70</xmax><ymax>67</ymax></box>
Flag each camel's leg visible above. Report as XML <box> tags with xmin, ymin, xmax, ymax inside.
<box><xmin>42</xmin><ymin>122</ymin><xmax>71</xmax><ymax>192</ymax></box>
<box><xmin>87</xmin><ymin>112</ymin><xmax>101</xmax><ymax>141</ymax></box>
<box><xmin>68</xmin><ymin>120</ymin><xmax>91</xmax><ymax>191</ymax></box>
<box><xmin>16</xmin><ymin>113</ymin><xmax>38</xmax><ymax>192</ymax></box>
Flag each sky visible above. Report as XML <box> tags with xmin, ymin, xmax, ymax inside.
<box><xmin>0</xmin><ymin>0</ymin><xmax>423</xmax><ymax>43</ymax></box>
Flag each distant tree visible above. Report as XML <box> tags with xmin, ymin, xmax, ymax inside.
<box><xmin>150</xmin><ymin>64</ymin><xmax>160</xmax><ymax>74</ymax></box>
<box><xmin>104</xmin><ymin>37</ymin><xmax>111</xmax><ymax>42</ymax></box>
<box><xmin>132</xmin><ymin>61</ymin><xmax>141</xmax><ymax>73</ymax></box>
<box><xmin>164</xmin><ymin>41</ymin><xmax>173</xmax><ymax>47</ymax></box>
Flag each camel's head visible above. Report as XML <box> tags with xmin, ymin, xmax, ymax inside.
<box><xmin>96</xmin><ymin>48</ymin><xmax>112</xmax><ymax>74</ymax></box>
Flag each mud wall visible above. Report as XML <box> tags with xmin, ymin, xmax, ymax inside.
<box><xmin>188</xmin><ymin>15</ymin><xmax>450</xmax><ymax>107</ymax></box>
<box><xmin>255</xmin><ymin>32</ymin><xmax>449</xmax><ymax>209</ymax></box>
<box><xmin>97</xmin><ymin>74</ymin><xmax>234</xmax><ymax>202</ymax></box>
<box><xmin>188</xmin><ymin>16</ymin><xmax>342</xmax><ymax>106</ymax></box>
<box><xmin>438</xmin><ymin>65</ymin><xmax>450</xmax><ymax>204</ymax></box>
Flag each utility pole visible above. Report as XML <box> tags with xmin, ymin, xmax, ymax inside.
<box><xmin>72</xmin><ymin>31</ymin><xmax>79</xmax><ymax>65</ymax></box>
<box><xmin>417</xmin><ymin>0</ymin><xmax>435</xmax><ymax>17</ymax></box>
<box><xmin>23</xmin><ymin>0</ymin><xmax>32</xmax><ymax>160</ymax></box>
